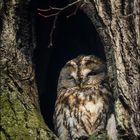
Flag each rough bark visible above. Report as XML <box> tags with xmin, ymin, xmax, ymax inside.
<box><xmin>0</xmin><ymin>0</ymin><xmax>57</xmax><ymax>139</ymax></box>
<box><xmin>80</xmin><ymin>0</ymin><xmax>140</xmax><ymax>139</ymax></box>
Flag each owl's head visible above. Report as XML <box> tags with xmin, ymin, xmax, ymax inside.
<box><xmin>57</xmin><ymin>55</ymin><xmax>106</xmax><ymax>90</ymax></box>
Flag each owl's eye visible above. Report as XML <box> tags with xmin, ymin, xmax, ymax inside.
<box><xmin>68</xmin><ymin>75</ymin><xmax>74</xmax><ymax>80</ymax></box>
<box><xmin>87</xmin><ymin>70</ymin><xmax>98</xmax><ymax>76</ymax></box>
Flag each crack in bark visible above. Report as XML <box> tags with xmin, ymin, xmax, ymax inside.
<box><xmin>6</xmin><ymin>67</ymin><xmax>24</xmax><ymax>94</ymax></box>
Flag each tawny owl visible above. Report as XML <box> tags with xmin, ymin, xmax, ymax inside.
<box><xmin>53</xmin><ymin>55</ymin><xmax>114</xmax><ymax>140</ymax></box>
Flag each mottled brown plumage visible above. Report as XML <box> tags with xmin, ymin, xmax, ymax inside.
<box><xmin>53</xmin><ymin>55</ymin><xmax>113</xmax><ymax>140</ymax></box>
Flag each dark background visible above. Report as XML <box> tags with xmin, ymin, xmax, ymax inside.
<box><xmin>31</xmin><ymin>0</ymin><xmax>105</xmax><ymax>131</ymax></box>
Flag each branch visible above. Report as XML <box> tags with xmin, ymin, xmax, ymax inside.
<box><xmin>37</xmin><ymin>0</ymin><xmax>82</xmax><ymax>18</ymax></box>
<box><xmin>37</xmin><ymin>0</ymin><xmax>85</xmax><ymax>48</ymax></box>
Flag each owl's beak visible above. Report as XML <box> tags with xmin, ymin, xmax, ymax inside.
<box><xmin>79</xmin><ymin>78</ymin><xmax>82</xmax><ymax>83</ymax></box>
<box><xmin>77</xmin><ymin>78</ymin><xmax>83</xmax><ymax>88</ymax></box>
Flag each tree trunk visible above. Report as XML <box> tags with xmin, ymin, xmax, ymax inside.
<box><xmin>0</xmin><ymin>0</ymin><xmax>56</xmax><ymax>139</ymax></box>
<box><xmin>81</xmin><ymin>0</ymin><xmax>140</xmax><ymax>139</ymax></box>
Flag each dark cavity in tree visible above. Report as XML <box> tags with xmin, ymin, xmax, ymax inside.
<box><xmin>33</xmin><ymin>0</ymin><xmax>106</xmax><ymax>131</ymax></box>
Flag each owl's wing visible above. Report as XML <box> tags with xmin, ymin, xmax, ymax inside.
<box><xmin>53</xmin><ymin>110</ymin><xmax>69</xmax><ymax>140</ymax></box>
<box><xmin>53</xmin><ymin>89</ymin><xmax>69</xmax><ymax>140</ymax></box>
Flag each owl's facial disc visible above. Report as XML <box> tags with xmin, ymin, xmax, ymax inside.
<box><xmin>58</xmin><ymin>55</ymin><xmax>106</xmax><ymax>89</ymax></box>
